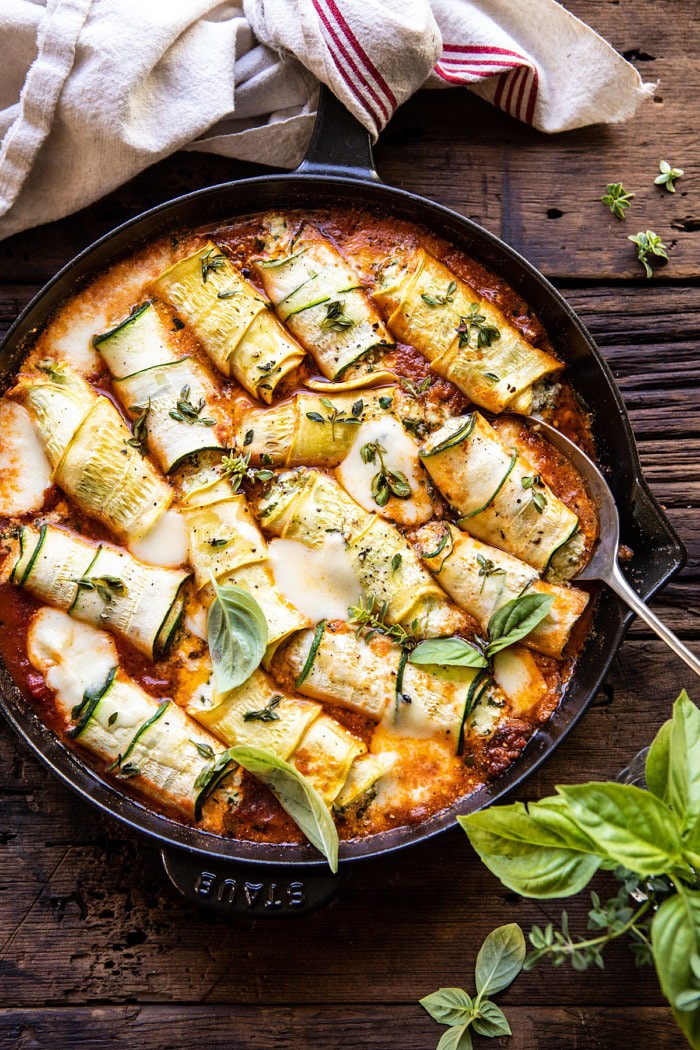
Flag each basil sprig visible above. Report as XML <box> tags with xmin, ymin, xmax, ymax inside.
<box><xmin>229</xmin><ymin>744</ymin><xmax>339</xmax><ymax>872</ymax></box>
<box><xmin>485</xmin><ymin>593</ymin><xmax>554</xmax><ymax>657</ymax></box>
<box><xmin>420</xmin><ymin>924</ymin><xmax>525</xmax><ymax>1048</ymax></box>
<box><xmin>459</xmin><ymin>691</ymin><xmax>700</xmax><ymax>1050</ymax></box>
<box><xmin>410</xmin><ymin>637</ymin><xmax>487</xmax><ymax>670</ymax></box>
<box><xmin>207</xmin><ymin>575</ymin><xmax>268</xmax><ymax>692</ymax></box>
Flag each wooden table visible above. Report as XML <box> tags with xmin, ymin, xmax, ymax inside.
<box><xmin>1</xmin><ymin>2</ymin><xmax>697</xmax><ymax>1046</ymax></box>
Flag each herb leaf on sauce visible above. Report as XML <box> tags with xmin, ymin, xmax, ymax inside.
<box><xmin>207</xmin><ymin>574</ymin><xmax>268</xmax><ymax>692</ymax></box>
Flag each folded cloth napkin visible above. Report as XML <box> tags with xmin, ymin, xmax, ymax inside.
<box><xmin>0</xmin><ymin>0</ymin><xmax>652</xmax><ymax>242</ymax></box>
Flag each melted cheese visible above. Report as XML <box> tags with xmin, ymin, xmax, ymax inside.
<box><xmin>128</xmin><ymin>509</ymin><xmax>189</xmax><ymax>568</ymax></box>
<box><xmin>0</xmin><ymin>402</ymin><xmax>52</xmax><ymax>515</ymax></box>
<box><xmin>47</xmin><ymin>301</ymin><xmax>108</xmax><ymax>373</ymax></box>
<box><xmin>268</xmin><ymin>536</ymin><xmax>362</xmax><ymax>622</ymax></box>
<box><xmin>27</xmin><ymin>607</ymin><xmax>117</xmax><ymax>711</ymax></box>
<box><xmin>336</xmin><ymin>416</ymin><xmax>433</xmax><ymax>526</ymax></box>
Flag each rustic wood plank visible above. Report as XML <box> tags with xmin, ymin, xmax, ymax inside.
<box><xmin>0</xmin><ymin>1005</ymin><xmax>682</xmax><ymax>1049</ymax></box>
<box><xmin>0</xmin><ymin>639</ymin><xmax>687</xmax><ymax>1007</ymax></box>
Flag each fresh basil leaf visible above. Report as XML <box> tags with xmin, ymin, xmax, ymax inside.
<box><xmin>651</xmin><ymin>888</ymin><xmax>700</xmax><ymax>1049</ymax></box>
<box><xmin>207</xmin><ymin>576</ymin><xmax>268</xmax><ymax>692</ymax></box>
<box><xmin>472</xmin><ymin>1000</ymin><xmax>511</xmax><ymax>1038</ymax></box>
<box><xmin>458</xmin><ymin>797</ymin><xmax>602</xmax><ymax>898</ymax></box>
<box><xmin>646</xmin><ymin>717</ymin><xmax>672</xmax><ymax>803</ymax></box>
<box><xmin>667</xmin><ymin>691</ymin><xmax>700</xmax><ymax>835</ymax></box>
<box><xmin>419</xmin><ymin>988</ymin><xmax>473</xmax><ymax>1027</ymax></box>
<box><xmin>557</xmin><ymin>783</ymin><xmax>692</xmax><ymax>879</ymax></box>
<box><xmin>409</xmin><ymin>638</ymin><xmax>488</xmax><ymax>669</ymax></box>
<box><xmin>436</xmin><ymin>1025</ymin><xmax>472</xmax><ymax>1050</ymax></box>
<box><xmin>486</xmin><ymin>593</ymin><xmax>554</xmax><ymax>656</ymax></box>
<box><xmin>474</xmin><ymin>923</ymin><xmax>525</xmax><ymax>996</ymax></box>
<box><xmin>229</xmin><ymin>744</ymin><xmax>339</xmax><ymax>872</ymax></box>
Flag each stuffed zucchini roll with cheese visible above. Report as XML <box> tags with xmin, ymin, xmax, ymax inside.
<box><xmin>372</xmin><ymin>247</ymin><xmax>560</xmax><ymax>413</ymax></box>
<box><xmin>13</xmin><ymin>364</ymin><xmax>172</xmax><ymax>541</ymax></box>
<box><xmin>187</xmin><ymin>666</ymin><xmax>377</xmax><ymax>807</ymax></box>
<box><xmin>259</xmin><ymin>470</ymin><xmax>466</xmax><ymax>637</ymax></box>
<box><xmin>94</xmin><ymin>303</ymin><xmax>227</xmax><ymax>473</ymax></box>
<box><xmin>28</xmin><ymin>607</ymin><xmax>239</xmax><ymax>827</ymax></box>
<box><xmin>411</xmin><ymin>522</ymin><xmax>589</xmax><ymax>658</ymax></box>
<box><xmin>252</xmin><ymin>218</ymin><xmax>394</xmax><ymax>380</ymax></box>
<box><xmin>10</xmin><ymin>524</ymin><xmax>188</xmax><ymax>658</ymax></box>
<box><xmin>419</xmin><ymin>413</ymin><xmax>580</xmax><ymax>576</ymax></box>
<box><xmin>276</xmin><ymin>621</ymin><xmax>510</xmax><ymax>753</ymax></box>
<box><xmin>236</xmin><ymin>387</ymin><xmax>394</xmax><ymax>467</ymax></box>
<box><xmin>150</xmin><ymin>242</ymin><xmax>305</xmax><ymax>401</ymax></box>
<box><xmin>181</xmin><ymin>474</ymin><xmax>310</xmax><ymax>654</ymax></box>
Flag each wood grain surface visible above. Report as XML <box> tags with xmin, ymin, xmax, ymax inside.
<box><xmin>1</xmin><ymin>1</ymin><xmax>698</xmax><ymax>1048</ymax></box>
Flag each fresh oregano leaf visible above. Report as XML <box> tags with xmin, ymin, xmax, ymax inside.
<box><xmin>472</xmin><ymin>999</ymin><xmax>512</xmax><ymax>1038</ymax></box>
<box><xmin>474</xmin><ymin>922</ymin><xmax>526</xmax><ymax>996</ymax></box>
<box><xmin>207</xmin><ymin>575</ymin><xmax>268</xmax><ymax>692</ymax></box>
<box><xmin>229</xmin><ymin>744</ymin><xmax>339</xmax><ymax>872</ymax></box>
<box><xmin>486</xmin><ymin>593</ymin><xmax>555</xmax><ymax>656</ymax></box>
<box><xmin>419</xmin><ymin>988</ymin><xmax>473</xmax><ymax>1027</ymax></box>
<box><xmin>409</xmin><ymin>637</ymin><xmax>487</xmax><ymax>670</ymax></box>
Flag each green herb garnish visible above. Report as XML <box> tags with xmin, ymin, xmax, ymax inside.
<box><xmin>243</xmin><ymin>695</ymin><xmax>282</xmax><ymax>723</ymax></box>
<box><xmin>485</xmin><ymin>593</ymin><xmax>554</xmax><ymax>657</ymax></box>
<box><xmin>409</xmin><ymin>637</ymin><xmax>487</xmax><ymax>669</ymax></box>
<box><xmin>360</xmin><ymin>440</ymin><xmax>412</xmax><ymax>508</ymax></box>
<box><xmin>348</xmin><ymin>596</ymin><xmax>418</xmax><ymax>650</ymax></box>
<box><xmin>654</xmin><ymin>160</ymin><xmax>684</xmax><ymax>193</ymax></box>
<box><xmin>421</xmin><ymin>280</ymin><xmax>457</xmax><ymax>307</ymax></box>
<box><xmin>169</xmin><ymin>385</ymin><xmax>216</xmax><ymax>426</ymax></box>
<box><xmin>521</xmin><ymin>473</ymin><xmax>547</xmax><ymax>514</ymax></box>
<box><xmin>191</xmin><ymin>740</ymin><xmax>216</xmax><ymax>760</ymax></box>
<box><xmin>207</xmin><ymin>574</ymin><xmax>268</xmax><ymax>692</ymax></box>
<box><xmin>456</xmin><ymin>304</ymin><xmax>500</xmax><ymax>349</ymax></box>
<box><xmin>601</xmin><ymin>182</ymin><xmax>635</xmax><ymax>219</ymax></box>
<box><xmin>399</xmin><ymin>375</ymin><xmax>432</xmax><ymax>400</ymax></box>
<box><xmin>628</xmin><ymin>229</ymin><xmax>669</xmax><ymax>278</ymax></box>
<box><xmin>221</xmin><ymin>450</ymin><xmax>274</xmax><ymax>493</ymax></box>
<box><xmin>379</xmin><ymin>395</ymin><xmax>393</xmax><ymax>410</ymax></box>
<box><xmin>320</xmin><ymin>299</ymin><xmax>354</xmax><ymax>332</ymax></box>
<box><xmin>476</xmin><ymin>553</ymin><xmax>507</xmax><ymax>593</ymax></box>
<box><xmin>305</xmin><ymin>397</ymin><xmax>363</xmax><ymax>441</ymax></box>
<box><xmin>72</xmin><ymin>574</ymin><xmax>126</xmax><ymax>604</ymax></box>
<box><xmin>201</xmin><ymin>248</ymin><xmax>227</xmax><ymax>282</ymax></box>
<box><xmin>420</xmin><ymin>924</ymin><xmax>525</xmax><ymax>1048</ymax></box>
<box><xmin>127</xmin><ymin>398</ymin><xmax>150</xmax><ymax>455</ymax></box>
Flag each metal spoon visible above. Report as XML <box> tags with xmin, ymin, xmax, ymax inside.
<box><xmin>521</xmin><ymin>415</ymin><xmax>700</xmax><ymax>678</ymax></box>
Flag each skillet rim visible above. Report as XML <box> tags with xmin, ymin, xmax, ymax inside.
<box><xmin>0</xmin><ymin>170</ymin><xmax>686</xmax><ymax>870</ymax></box>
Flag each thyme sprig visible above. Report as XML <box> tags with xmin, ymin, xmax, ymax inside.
<box><xmin>654</xmin><ymin>160</ymin><xmax>684</xmax><ymax>193</ymax></box>
<box><xmin>221</xmin><ymin>450</ymin><xmax>274</xmax><ymax>493</ymax></box>
<box><xmin>320</xmin><ymin>299</ymin><xmax>354</xmax><ymax>332</ymax></box>
<box><xmin>305</xmin><ymin>397</ymin><xmax>364</xmax><ymax>441</ymax></box>
<box><xmin>243</xmin><ymin>695</ymin><xmax>282</xmax><ymax>723</ymax></box>
<box><xmin>72</xmin><ymin>575</ymin><xmax>126</xmax><ymax>604</ymax></box>
<box><xmin>348</xmin><ymin>596</ymin><xmax>419</xmax><ymax>650</ymax></box>
<box><xmin>201</xmin><ymin>248</ymin><xmax>227</xmax><ymax>282</ymax></box>
<box><xmin>127</xmin><ymin>398</ymin><xmax>150</xmax><ymax>455</ymax></box>
<box><xmin>476</xmin><ymin>553</ymin><xmax>506</xmax><ymax>593</ymax></box>
<box><xmin>399</xmin><ymin>375</ymin><xmax>432</xmax><ymax>400</ymax></box>
<box><xmin>456</xmin><ymin>304</ymin><xmax>501</xmax><ymax>349</ymax></box>
<box><xmin>521</xmin><ymin>473</ymin><xmax>547</xmax><ymax>514</ymax></box>
<box><xmin>601</xmin><ymin>181</ymin><xmax>635</xmax><ymax>219</ymax></box>
<box><xmin>628</xmin><ymin>230</ymin><xmax>668</xmax><ymax>278</ymax></box>
<box><xmin>169</xmin><ymin>385</ymin><xmax>216</xmax><ymax>426</ymax></box>
<box><xmin>360</xmin><ymin>440</ymin><xmax>412</xmax><ymax>508</ymax></box>
<box><xmin>421</xmin><ymin>280</ymin><xmax>456</xmax><ymax>307</ymax></box>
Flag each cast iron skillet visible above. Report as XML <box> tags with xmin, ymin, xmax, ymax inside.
<box><xmin>0</xmin><ymin>88</ymin><xmax>685</xmax><ymax>918</ymax></box>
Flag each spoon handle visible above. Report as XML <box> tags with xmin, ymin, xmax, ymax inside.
<box><xmin>606</xmin><ymin>561</ymin><xmax>700</xmax><ymax>678</ymax></box>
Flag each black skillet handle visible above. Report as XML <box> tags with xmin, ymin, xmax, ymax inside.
<box><xmin>161</xmin><ymin>848</ymin><xmax>346</xmax><ymax>920</ymax></box>
<box><xmin>296</xmin><ymin>84</ymin><xmax>381</xmax><ymax>182</ymax></box>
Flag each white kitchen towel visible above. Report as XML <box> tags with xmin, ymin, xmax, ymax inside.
<box><xmin>0</xmin><ymin>0</ymin><xmax>653</xmax><ymax>241</ymax></box>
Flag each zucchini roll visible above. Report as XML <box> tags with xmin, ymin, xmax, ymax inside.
<box><xmin>236</xmin><ymin>387</ymin><xmax>394</xmax><ymax>467</ymax></box>
<box><xmin>372</xmin><ymin>248</ymin><xmax>560</xmax><ymax>413</ymax></box>
<box><xmin>252</xmin><ymin>218</ymin><xmax>394</xmax><ymax>380</ymax></box>
<box><xmin>411</xmin><ymin>522</ymin><xmax>589</xmax><ymax>658</ymax></box>
<box><xmin>150</xmin><ymin>242</ymin><xmax>305</xmax><ymax>401</ymax></box>
<box><xmin>10</xmin><ymin>524</ymin><xmax>189</xmax><ymax>658</ymax></box>
<box><xmin>94</xmin><ymin>304</ymin><xmax>227</xmax><ymax>473</ymax></box>
<box><xmin>181</xmin><ymin>476</ymin><xmax>310</xmax><ymax>654</ymax></box>
<box><xmin>259</xmin><ymin>470</ymin><xmax>466</xmax><ymax>637</ymax></box>
<box><xmin>27</xmin><ymin>607</ymin><xmax>240</xmax><ymax>827</ymax></box>
<box><xmin>14</xmin><ymin>364</ymin><xmax>172</xmax><ymax>541</ymax></box>
<box><xmin>276</xmin><ymin>622</ymin><xmax>510</xmax><ymax>753</ymax></box>
<box><xmin>419</xmin><ymin>413</ymin><xmax>580</xmax><ymax>575</ymax></box>
<box><xmin>188</xmin><ymin>667</ymin><xmax>372</xmax><ymax>806</ymax></box>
